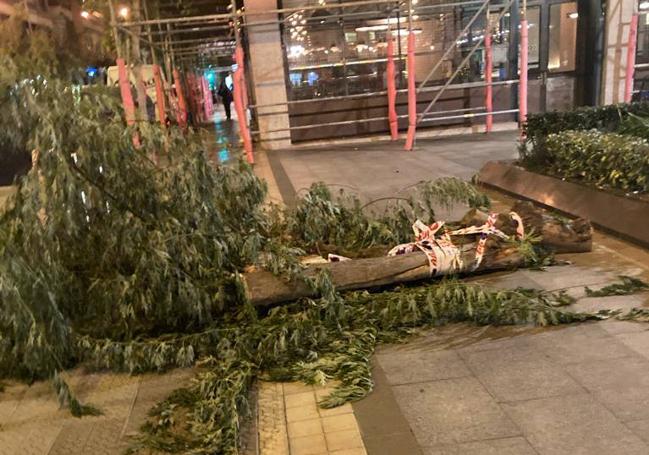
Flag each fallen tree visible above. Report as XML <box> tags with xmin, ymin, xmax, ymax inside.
<box><xmin>0</xmin><ymin>46</ymin><xmax>629</xmax><ymax>455</ymax></box>
<box><xmin>246</xmin><ymin>202</ymin><xmax>592</xmax><ymax>306</ymax></box>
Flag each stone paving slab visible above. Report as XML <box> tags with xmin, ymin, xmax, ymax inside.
<box><xmin>460</xmin><ymin>345</ymin><xmax>585</xmax><ymax>403</ymax></box>
<box><xmin>376</xmin><ymin>349</ymin><xmax>470</xmax><ymax>386</ymax></box>
<box><xmin>423</xmin><ymin>436</ymin><xmax>537</xmax><ymax>455</ymax></box>
<box><xmin>393</xmin><ymin>376</ymin><xmax>521</xmax><ymax>447</ymax></box>
<box><xmin>502</xmin><ymin>394</ymin><xmax>648</xmax><ymax>455</ymax></box>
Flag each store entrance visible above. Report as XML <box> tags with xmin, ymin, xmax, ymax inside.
<box><xmin>526</xmin><ymin>0</ymin><xmax>579</xmax><ymax>113</ymax></box>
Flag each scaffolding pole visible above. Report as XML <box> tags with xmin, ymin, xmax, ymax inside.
<box><xmin>417</xmin><ymin>0</ymin><xmax>489</xmax><ymax>90</ymax></box>
<box><xmin>484</xmin><ymin>6</ymin><xmax>493</xmax><ymax>133</ymax></box>
<box><xmin>404</xmin><ymin>0</ymin><xmax>416</xmax><ymax>151</ymax></box>
<box><xmin>625</xmin><ymin>12</ymin><xmax>639</xmax><ymax>103</ymax></box>
<box><xmin>386</xmin><ymin>26</ymin><xmax>399</xmax><ymax>140</ymax></box>
<box><xmin>519</xmin><ymin>0</ymin><xmax>528</xmax><ymax>131</ymax></box>
<box><xmin>231</xmin><ymin>0</ymin><xmax>254</xmax><ymax>164</ymax></box>
<box><xmin>173</xmin><ymin>69</ymin><xmax>188</xmax><ymax>128</ymax></box>
<box><xmin>415</xmin><ymin>0</ymin><xmax>515</xmax><ymax>129</ymax></box>
<box><xmin>153</xmin><ymin>64</ymin><xmax>167</xmax><ymax>126</ymax></box>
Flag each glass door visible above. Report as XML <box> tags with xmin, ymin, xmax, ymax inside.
<box><xmin>526</xmin><ymin>0</ymin><xmax>578</xmax><ymax>113</ymax></box>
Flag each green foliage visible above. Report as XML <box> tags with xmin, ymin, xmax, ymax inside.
<box><xmin>0</xmin><ymin>72</ymin><xmax>298</xmax><ymax>382</ymax></box>
<box><xmin>1</xmin><ymin>41</ymin><xmax>648</xmax><ymax>455</ymax></box>
<box><xmin>585</xmin><ymin>275</ymin><xmax>649</xmax><ymax>297</ymax></box>
<box><xmin>540</xmin><ymin>130</ymin><xmax>649</xmax><ymax>193</ymax></box>
<box><xmin>287</xmin><ymin>178</ymin><xmax>490</xmax><ymax>253</ymax></box>
<box><xmin>521</xmin><ymin>101</ymin><xmax>649</xmax><ymax>162</ymax></box>
<box><xmin>617</xmin><ymin>112</ymin><xmax>649</xmax><ymax>140</ymax></box>
<box><xmin>53</xmin><ymin>372</ymin><xmax>102</xmax><ymax>417</ymax></box>
<box><xmin>122</xmin><ymin>279</ymin><xmax>598</xmax><ymax>453</ymax></box>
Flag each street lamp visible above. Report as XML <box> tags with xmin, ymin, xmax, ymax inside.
<box><xmin>81</xmin><ymin>10</ymin><xmax>90</xmax><ymax>19</ymax></box>
<box><xmin>118</xmin><ymin>6</ymin><xmax>130</xmax><ymax>19</ymax></box>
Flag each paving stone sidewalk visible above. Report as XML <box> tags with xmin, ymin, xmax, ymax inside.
<box><xmin>353</xmin><ymin>233</ymin><xmax>649</xmax><ymax>455</ymax></box>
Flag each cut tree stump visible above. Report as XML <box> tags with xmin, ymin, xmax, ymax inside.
<box><xmin>245</xmin><ymin>202</ymin><xmax>593</xmax><ymax>307</ymax></box>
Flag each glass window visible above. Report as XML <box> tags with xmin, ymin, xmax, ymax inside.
<box><xmin>548</xmin><ymin>2</ymin><xmax>578</xmax><ymax>72</ymax></box>
<box><xmin>525</xmin><ymin>7</ymin><xmax>541</xmax><ymax>69</ymax></box>
<box><xmin>637</xmin><ymin>11</ymin><xmax>649</xmax><ymax>65</ymax></box>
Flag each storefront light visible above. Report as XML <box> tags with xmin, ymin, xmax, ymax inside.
<box><xmin>641</xmin><ymin>1</ymin><xmax>649</xmax><ymax>10</ymax></box>
<box><xmin>356</xmin><ymin>25</ymin><xmax>388</xmax><ymax>32</ymax></box>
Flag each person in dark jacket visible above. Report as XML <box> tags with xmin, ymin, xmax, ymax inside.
<box><xmin>217</xmin><ymin>77</ymin><xmax>233</xmax><ymax>120</ymax></box>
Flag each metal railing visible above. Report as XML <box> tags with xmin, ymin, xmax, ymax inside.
<box><xmin>112</xmin><ymin>0</ymin><xmax>525</xmax><ymax>154</ymax></box>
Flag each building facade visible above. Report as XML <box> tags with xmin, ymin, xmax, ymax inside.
<box><xmin>241</xmin><ymin>0</ymin><xmax>640</xmax><ymax>147</ymax></box>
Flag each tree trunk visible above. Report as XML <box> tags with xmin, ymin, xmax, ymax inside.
<box><xmin>459</xmin><ymin>201</ymin><xmax>592</xmax><ymax>253</ymax></box>
<box><xmin>245</xmin><ymin>241</ymin><xmax>523</xmax><ymax>308</ymax></box>
<box><xmin>244</xmin><ymin>203</ymin><xmax>592</xmax><ymax>307</ymax></box>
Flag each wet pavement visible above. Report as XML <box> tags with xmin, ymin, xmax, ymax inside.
<box><xmin>262</xmin><ymin>132</ymin><xmax>649</xmax><ymax>455</ymax></box>
<box><xmin>2</xmin><ymin>129</ymin><xmax>649</xmax><ymax>455</ymax></box>
<box><xmin>264</xmin><ymin>131</ymin><xmax>519</xmax><ymax>208</ymax></box>
<box><xmin>355</xmin><ymin>239</ymin><xmax>649</xmax><ymax>455</ymax></box>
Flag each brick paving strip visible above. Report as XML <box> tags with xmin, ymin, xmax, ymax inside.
<box><xmin>258</xmin><ymin>381</ymin><xmax>367</xmax><ymax>455</ymax></box>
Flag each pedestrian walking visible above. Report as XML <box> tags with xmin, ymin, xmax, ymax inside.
<box><xmin>218</xmin><ymin>77</ymin><xmax>233</xmax><ymax>121</ymax></box>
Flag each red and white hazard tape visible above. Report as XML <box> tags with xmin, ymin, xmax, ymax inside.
<box><xmin>387</xmin><ymin>212</ymin><xmax>524</xmax><ymax>276</ymax></box>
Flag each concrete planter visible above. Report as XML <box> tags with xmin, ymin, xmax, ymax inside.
<box><xmin>478</xmin><ymin>161</ymin><xmax>649</xmax><ymax>248</ymax></box>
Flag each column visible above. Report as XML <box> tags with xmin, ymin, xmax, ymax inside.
<box><xmin>243</xmin><ymin>0</ymin><xmax>292</xmax><ymax>150</ymax></box>
<box><xmin>601</xmin><ymin>0</ymin><xmax>635</xmax><ymax>104</ymax></box>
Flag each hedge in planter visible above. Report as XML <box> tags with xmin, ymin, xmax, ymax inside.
<box><xmin>544</xmin><ymin>130</ymin><xmax>649</xmax><ymax>194</ymax></box>
<box><xmin>520</xmin><ymin>102</ymin><xmax>649</xmax><ymax>167</ymax></box>
<box><xmin>523</xmin><ymin>102</ymin><xmax>649</xmax><ymax>145</ymax></box>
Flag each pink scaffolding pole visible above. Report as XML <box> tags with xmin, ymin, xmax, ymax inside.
<box><xmin>173</xmin><ymin>69</ymin><xmax>188</xmax><ymax>129</ymax></box>
<box><xmin>153</xmin><ymin>65</ymin><xmax>167</xmax><ymax>127</ymax></box>
<box><xmin>484</xmin><ymin>25</ymin><xmax>493</xmax><ymax>133</ymax></box>
<box><xmin>519</xmin><ymin>19</ymin><xmax>529</xmax><ymax>132</ymax></box>
<box><xmin>233</xmin><ymin>44</ymin><xmax>254</xmax><ymax>164</ymax></box>
<box><xmin>117</xmin><ymin>58</ymin><xmax>136</xmax><ymax>127</ymax></box>
<box><xmin>202</xmin><ymin>76</ymin><xmax>214</xmax><ymax>119</ymax></box>
<box><xmin>386</xmin><ymin>30</ymin><xmax>399</xmax><ymax>140</ymax></box>
<box><xmin>186</xmin><ymin>72</ymin><xmax>198</xmax><ymax>124</ymax></box>
<box><xmin>625</xmin><ymin>13</ymin><xmax>639</xmax><ymax>103</ymax></box>
<box><xmin>117</xmin><ymin>58</ymin><xmax>140</xmax><ymax>147</ymax></box>
<box><xmin>404</xmin><ymin>30</ymin><xmax>417</xmax><ymax>151</ymax></box>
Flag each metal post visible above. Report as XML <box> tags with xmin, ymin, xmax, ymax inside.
<box><xmin>117</xmin><ymin>58</ymin><xmax>136</xmax><ymax>126</ymax></box>
<box><xmin>484</xmin><ymin>6</ymin><xmax>493</xmax><ymax>133</ymax></box>
<box><xmin>625</xmin><ymin>12</ymin><xmax>639</xmax><ymax>103</ymax></box>
<box><xmin>173</xmin><ymin>69</ymin><xmax>188</xmax><ymax>128</ymax></box>
<box><xmin>202</xmin><ymin>76</ymin><xmax>214</xmax><ymax>119</ymax></box>
<box><xmin>415</xmin><ymin>0</ymin><xmax>515</xmax><ymax>125</ymax></box>
<box><xmin>519</xmin><ymin>0</ymin><xmax>528</xmax><ymax>130</ymax></box>
<box><xmin>107</xmin><ymin>0</ymin><xmax>122</xmax><ymax>58</ymax></box>
<box><xmin>396</xmin><ymin>6</ymin><xmax>403</xmax><ymax>87</ymax></box>
<box><xmin>153</xmin><ymin>64</ymin><xmax>167</xmax><ymax>126</ymax></box>
<box><xmin>508</xmin><ymin>0</ymin><xmax>520</xmax><ymax>118</ymax></box>
<box><xmin>404</xmin><ymin>0</ymin><xmax>417</xmax><ymax>150</ymax></box>
<box><xmin>231</xmin><ymin>0</ymin><xmax>254</xmax><ymax>164</ymax></box>
<box><xmin>387</xmin><ymin>25</ymin><xmax>399</xmax><ymax>139</ymax></box>
<box><xmin>234</xmin><ymin>45</ymin><xmax>255</xmax><ymax>164</ymax></box>
<box><xmin>117</xmin><ymin>58</ymin><xmax>141</xmax><ymax>147</ymax></box>
<box><xmin>167</xmin><ymin>24</ymin><xmax>176</xmax><ymax>69</ymax></box>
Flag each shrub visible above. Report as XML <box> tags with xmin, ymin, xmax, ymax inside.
<box><xmin>523</xmin><ymin>102</ymin><xmax>649</xmax><ymax>145</ymax></box>
<box><xmin>520</xmin><ymin>102</ymin><xmax>649</xmax><ymax>167</ymax></box>
<box><xmin>544</xmin><ymin>130</ymin><xmax>649</xmax><ymax>193</ymax></box>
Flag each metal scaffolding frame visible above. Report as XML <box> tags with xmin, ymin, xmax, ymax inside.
<box><xmin>111</xmin><ymin>0</ymin><xmax>527</xmax><ymax>154</ymax></box>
